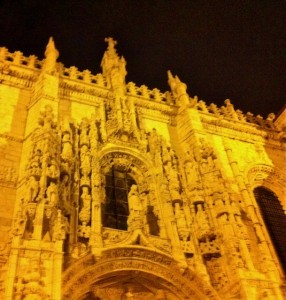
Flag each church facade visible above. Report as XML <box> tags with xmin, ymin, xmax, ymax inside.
<box><xmin>0</xmin><ymin>38</ymin><xmax>285</xmax><ymax>299</ymax></box>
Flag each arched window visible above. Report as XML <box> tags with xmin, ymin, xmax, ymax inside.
<box><xmin>254</xmin><ymin>186</ymin><xmax>286</xmax><ymax>274</ymax></box>
<box><xmin>102</xmin><ymin>166</ymin><xmax>136</xmax><ymax>230</ymax></box>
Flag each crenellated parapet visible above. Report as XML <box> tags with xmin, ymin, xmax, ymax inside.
<box><xmin>196</xmin><ymin>98</ymin><xmax>277</xmax><ymax>129</ymax></box>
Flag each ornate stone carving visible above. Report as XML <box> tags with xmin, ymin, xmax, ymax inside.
<box><xmin>79</xmin><ymin>187</ymin><xmax>91</xmax><ymax>225</ymax></box>
<box><xmin>42</xmin><ymin>37</ymin><xmax>59</xmax><ymax>75</ymax></box>
<box><xmin>167</xmin><ymin>70</ymin><xmax>196</xmax><ymax>107</ymax></box>
<box><xmin>127</xmin><ymin>185</ymin><xmax>145</xmax><ymax>231</ymax></box>
<box><xmin>174</xmin><ymin>203</ymin><xmax>189</xmax><ymax>241</ymax></box>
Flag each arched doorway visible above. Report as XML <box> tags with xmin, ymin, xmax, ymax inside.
<box><xmin>62</xmin><ymin>247</ymin><xmax>220</xmax><ymax>300</ymax></box>
<box><xmin>254</xmin><ymin>186</ymin><xmax>286</xmax><ymax>274</ymax></box>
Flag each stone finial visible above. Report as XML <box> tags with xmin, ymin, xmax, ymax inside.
<box><xmin>167</xmin><ymin>70</ymin><xmax>176</xmax><ymax>93</ymax></box>
<box><xmin>105</xmin><ymin>37</ymin><xmax>117</xmax><ymax>53</ymax></box>
<box><xmin>42</xmin><ymin>37</ymin><xmax>59</xmax><ymax>74</ymax></box>
<box><xmin>167</xmin><ymin>70</ymin><xmax>193</xmax><ymax>106</ymax></box>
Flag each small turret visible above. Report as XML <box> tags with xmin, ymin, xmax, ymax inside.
<box><xmin>42</xmin><ymin>37</ymin><xmax>59</xmax><ymax>74</ymax></box>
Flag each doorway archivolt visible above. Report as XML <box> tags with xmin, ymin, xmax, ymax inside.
<box><xmin>62</xmin><ymin>246</ymin><xmax>220</xmax><ymax>300</ymax></box>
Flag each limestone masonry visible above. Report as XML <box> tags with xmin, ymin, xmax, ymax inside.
<box><xmin>0</xmin><ymin>37</ymin><xmax>285</xmax><ymax>299</ymax></box>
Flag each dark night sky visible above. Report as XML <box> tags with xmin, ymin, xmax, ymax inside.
<box><xmin>0</xmin><ymin>0</ymin><xmax>285</xmax><ymax>117</ymax></box>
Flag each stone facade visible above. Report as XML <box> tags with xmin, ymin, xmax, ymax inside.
<box><xmin>0</xmin><ymin>37</ymin><xmax>285</xmax><ymax>299</ymax></box>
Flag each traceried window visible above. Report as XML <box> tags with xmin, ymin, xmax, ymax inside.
<box><xmin>102</xmin><ymin>167</ymin><xmax>136</xmax><ymax>230</ymax></box>
<box><xmin>254</xmin><ymin>186</ymin><xmax>286</xmax><ymax>274</ymax></box>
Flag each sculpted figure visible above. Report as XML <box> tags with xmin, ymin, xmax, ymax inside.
<box><xmin>80</xmin><ymin>118</ymin><xmax>90</xmax><ymax>147</ymax></box>
<box><xmin>59</xmin><ymin>174</ymin><xmax>69</xmax><ymax>204</ymax></box>
<box><xmin>39</xmin><ymin>105</ymin><xmax>54</xmax><ymax>130</ymax></box>
<box><xmin>52</xmin><ymin>210</ymin><xmax>68</xmax><ymax>241</ymax></box>
<box><xmin>47</xmin><ymin>158</ymin><xmax>59</xmax><ymax>178</ymax></box>
<box><xmin>174</xmin><ymin>203</ymin><xmax>189</xmax><ymax>241</ymax></box>
<box><xmin>128</xmin><ymin>185</ymin><xmax>143</xmax><ymax>217</ymax></box>
<box><xmin>165</xmin><ymin>162</ymin><xmax>181</xmax><ymax>201</ymax></box>
<box><xmin>25</xmin><ymin>176</ymin><xmax>39</xmax><ymax>203</ymax></box>
<box><xmin>61</xmin><ymin>132</ymin><xmax>73</xmax><ymax>161</ymax></box>
<box><xmin>80</xmin><ymin>145</ymin><xmax>91</xmax><ymax>176</ymax></box>
<box><xmin>148</xmin><ymin>128</ymin><xmax>161</xmax><ymax>159</ymax></box>
<box><xmin>79</xmin><ymin>187</ymin><xmax>91</xmax><ymax>225</ymax></box>
<box><xmin>196</xmin><ymin>204</ymin><xmax>210</xmax><ymax>235</ymax></box>
<box><xmin>46</xmin><ymin>182</ymin><xmax>59</xmax><ymax>206</ymax></box>
<box><xmin>29</xmin><ymin>149</ymin><xmax>42</xmax><ymax>174</ymax></box>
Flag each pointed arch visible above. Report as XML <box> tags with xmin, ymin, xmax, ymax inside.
<box><xmin>246</xmin><ymin>164</ymin><xmax>286</xmax><ymax>211</ymax></box>
<box><xmin>97</xmin><ymin>145</ymin><xmax>161</xmax><ymax>236</ymax></box>
<box><xmin>253</xmin><ymin>186</ymin><xmax>286</xmax><ymax>274</ymax></box>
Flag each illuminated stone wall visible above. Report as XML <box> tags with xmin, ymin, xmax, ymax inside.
<box><xmin>0</xmin><ymin>38</ymin><xmax>285</xmax><ymax>299</ymax></box>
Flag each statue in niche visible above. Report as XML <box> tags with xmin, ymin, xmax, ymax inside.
<box><xmin>47</xmin><ymin>158</ymin><xmax>59</xmax><ymax>178</ymax></box>
<box><xmin>28</xmin><ymin>149</ymin><xmax>42</xmax><ymax>175</ymax></box>
<box><xmin>89</xmin><ymin>120</ymin><xmax>98</xmax><ymax>151</ymax></box>
<box><xmin>161</xmin><ymin>140</ymin><xmax>172</xmax><ymax>164</ymax></box>
<box><xmin>39</xmin><ymin>105</ymin><xmax>54</xmax><ymax>130</ymax></box>
<box><xmin>80</xmin><ymin>145</ymin><xmax>91</xmax><ymax>176</ymax></box>
<box><xmin>25</xmin><ymin>176</ymin><xmax>39</xmax><ymax>203</ymax></box>
<box><xmin>139</xmin><ymin>129</ymin><xmax>148</xmax><ymax>152</ymax></box>
<box><xmin>174</xmin><ymin>203</ymin><xmax>189</xmax><ymax>241</ymax></box>
<box><xmin>148</xmin><ymin>128</ymin><xmax>161</xmax><ymax>159</ymax></box>
<box><xmin>59</xmin><ymin>174</ymin><xmax>69</xmax><ymax>205</ymax></box>
<box><xmin>79</xmin><ymin>187</ymin><xmax>91</xmax><ymax>225</ymax></box>
<box><xmin>46</xmin><ymin>182</ymin><xmax>59</xmax><ymax>206</ymax></box>
<box><xmin>184</xmin><ymin>161</ymin><xmax>200</xmax><ymax>188</ymax></box>
<box><xmin>165</xmin><ymin>162</ymin><xmax>181</xmax><ymax>201</ymax></box>
<box><xmin>61</xmin><ymin>131</ymin><xmax>73</xmax><ymax>161</ymax></box>
<box><xmin>128</xmin><ymin>185</ymin><xmax>143</xmax><ymax>217</ymax></box>
<box><xmin>52</xmin><ymin>210</ymin><xmax>69</xmax><ymax>241</ymax></box>
<box><xmin>127</xmin><ymin>185</ymin><xmax>145</xmax><ymax>230</ymax></box>
<box><xmin>199</xmin><ymin>138</ymin><xmax>216</xmax><ymax>166</ymax></box>
<box><xmin>146</xmin><ymin>206</ymin><xmax>160</xmax><ymax>236</ymax></box>
<box><xmin>196</xmin><ymin>204</ymin><xmax>210</xmax><ymax>234</ymax></box>
<box><xmin>80</xmin><ymin>118</ymin><xmax>90</xmax><ymax>147</ymax></box>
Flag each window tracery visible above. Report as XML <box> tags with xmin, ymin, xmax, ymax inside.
<box><xmin>102</xmin><ymin>166</ymin><xmax>136</xmax><ymax>230</ymax></box>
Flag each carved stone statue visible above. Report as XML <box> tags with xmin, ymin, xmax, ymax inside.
<box><xmin>79</xmin><ymin>187</ymin><xmax>91</xmax><ymax>225</ymax></box>
<box><xmin>174</xmin><ymin>203</ymin><xmax>189</xmax><ymax>241</ymax></box>
<box><xmin>61</xmin><ymin>132</ymin><xmax>73</xmax><ymax>161</ymax></box>
<box><xmin>80</xmin><ymin>145</ymin><xmax>91</xmax><ymax>177</ymax></box>
<box><xmin>25</xmin><ymin>176</ymin><xmax>39</xmax><ymax>203</ymax></box>
<box><xmin>127</xmin><ymin>185</ymin><xmax>145</xmax><ymax>231</ymax></box>
<box><xmin>46</xmin><ymin>182</ymin><xmax>59</xmax><ymax>206</ymax></box>
<box><xmin>128</xmin><ymin>185</ymin><xmax>143</xmax><ymax>217</ymax></box>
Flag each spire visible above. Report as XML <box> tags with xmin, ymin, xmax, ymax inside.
<box><xmin>167</xmin><ymin>70</ymin><xmax>176</xmax><ymax>93</ymax></box>
<box><xmin>101</xmin><ymin>37</ymin><xmax>127</xmax><ymax>91</ymax></box>
<box><xmin>42</xmin><ymin>37</ymin><xmax>59</xmax><ymax>74</ymax></box>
